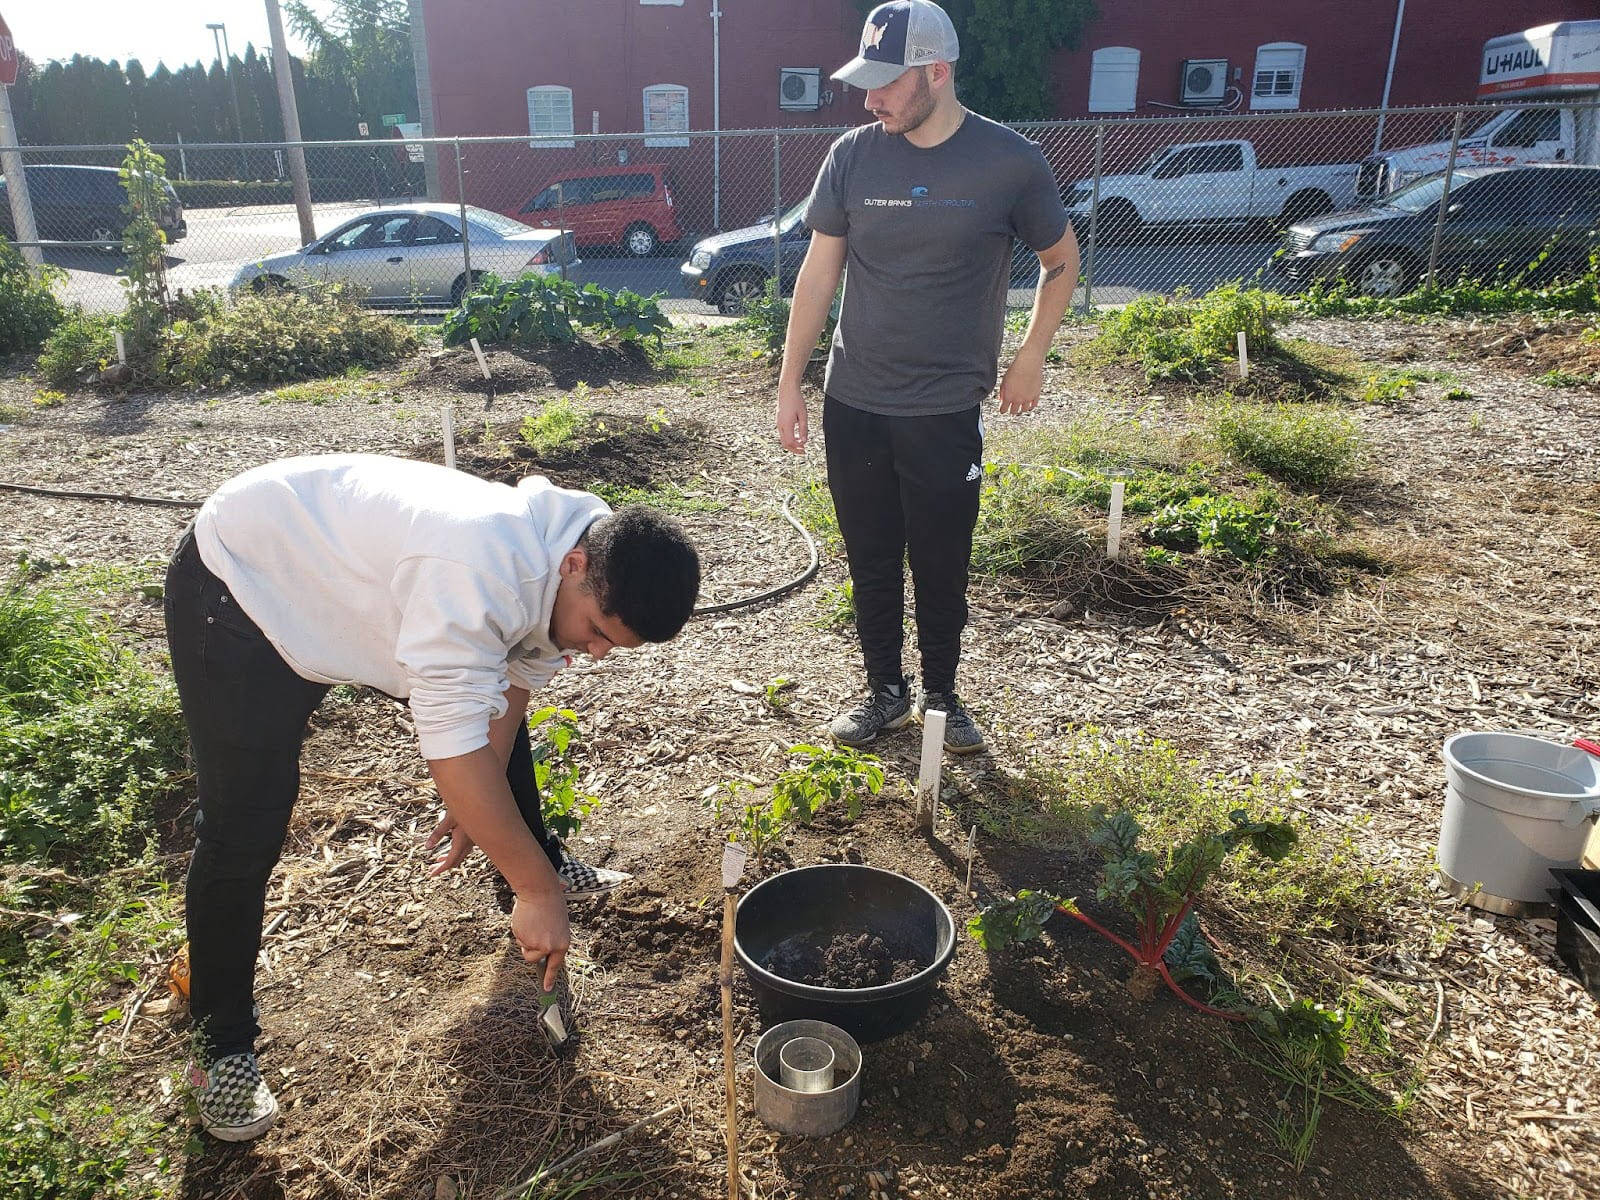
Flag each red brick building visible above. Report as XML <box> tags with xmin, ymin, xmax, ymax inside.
<box><xmin>411</xmin><ymin>0</ymin><xmax>1598</xmax><ymax>232</ymax></box>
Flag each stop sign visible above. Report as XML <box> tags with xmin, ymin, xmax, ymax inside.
<box><xmin>0</xmin><ymin>12</ymin><xmax>17</xmax><ymax>88</ymax></box>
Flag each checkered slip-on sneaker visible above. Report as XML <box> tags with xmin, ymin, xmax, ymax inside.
<box><xmin>917</xmin><ymin>690</ymin><xmax>988</xmax><ymax>756</ymax></box>
<box><xmin>557</xmin><ymin>852</ymin><xmax>631</xmax><ymax>898</ymax></box>
<box><xmin>189</xmin><ymin>1052</ymin><xmax>278</xmax><ymax>1142</ymax></box>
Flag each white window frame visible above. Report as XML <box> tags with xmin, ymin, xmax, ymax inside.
<box><xmin>1087</xmin><ymin>47</ymin><xmax>1140</xmax><ymax>113</ymax></box>
<box><xmin>1250</xmin><ymin>42</ymin><xmax>1305</xmax><ymax>110</ymax></box>
<box><xmin>527</xmin><ymin>85</ymin><xmax>575</xmax><ymax>148</ymax></box>
<box><xmin>642</xmin><ymin>83</ymin><xmax>689</xmax><ymax>148</ymax></box>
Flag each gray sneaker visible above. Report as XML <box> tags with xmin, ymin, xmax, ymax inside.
<box><xmin>189</xmin><ymin>1051</ymin><xmax>277</xmax><ymax>1142</ymax></box>
<box><xmin>830</xmin><ymin>678</ymin><xmax>912</xmax><ymax>747</ymax></box>
<box><xmin>917</xmin><ymin>690</ymin><xmax>987</xmax><ymax>755</ymax></box>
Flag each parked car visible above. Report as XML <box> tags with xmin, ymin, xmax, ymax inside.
<box><xmin>681</xmin><ymin>199</ymin><xmax>809</xmax><ymax>314</ymax></box>
<box><xmin>1356</xmin><ymin>106</ymin><xmax>1587</xmax><ymax>204</ymax></box>
<box><xmin>1066</xmin><ymin>139</ymin><xmax>1358</xmax><ymax>242</ymax></box>
<box><xmin>509</xmin><ymin>163</ymin><xmax>680</xmax><ymax>257</ymax></box>
<box><xmin>228</xmin><ymin>203</ymin><xmax>579</xmax><ymax>308</ymax></box>
<box><xmin>0</xmin><ymin>164</ymin><xmax>186</xmax><ymax>248</ymax></box>
<box><xmin>1270</xmin><ymin>164</ymin><xmax>1600</xmax><ymax>297</ymax></box>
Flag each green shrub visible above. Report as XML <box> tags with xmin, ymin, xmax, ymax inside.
<box><xmin>1146</xmin><ymin>492</ymin><xmax>1291</xmax><ymax>564</ymax></box>
<box><xmin>37</xmin><ymin>309</ymin><xmax>120</xmax><ymax>387</ymax></box>
<box><xmin>1209</xmin><ymin>401</ymin><xmax>1363</xmax><ymax>489</ymax></box>
<box><xmin>0</xmin><ymin>585</ymin><xmax>186</xmax><ymax>866</ymax></box>
<box><xmin>0</xmin><ymin>239</ymin><xmax>66</xmax><ymax>355</ymax></box>
<box><xmin>1295</xmin><ymin>248</ymin><xmax>1600</xmax><ymax>317</ymax></box>
<box><xmin>1101</xmin><ymin>284</ymin><xmax>1292</xmax><ymax>382</ymax></box>
<box><xmin>736</xmin><ymin>277</ymin><xmax>792</xmax><ymax>352</ymax></box>
<box><xmin>519</xmin><ymin>389</ymin><xmax>588</xmax><ymax>454</ymax></box>
<box><xmin>442</xmin><ymin>273</ymin><xmax>668</xmax><ymax>349</ymax></box>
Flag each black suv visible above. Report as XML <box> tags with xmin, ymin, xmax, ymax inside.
<box><xmin>1272</xmin><ymin>164</ymin><xmax>1600</xmax><ymax>297</ymax></box>
<box><xmin>681</xmin><ymin>199</ymin><xmax>811</xmax><ymax>314</ymax></box>
<box><xmin>0</xmin><ymin>164</ymin><xmax>187</xmax><ymax>248</ymax></box>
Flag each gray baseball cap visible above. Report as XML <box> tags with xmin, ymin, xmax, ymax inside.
<box><xmin>832</xmin><ymin>0</ymin><xmax>960</xmax><ymax>90</ymax></box>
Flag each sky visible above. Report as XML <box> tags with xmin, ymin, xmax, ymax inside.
<box><xmin>3</xmin><ymin>1</ymin><xmax>330</xmax><ymax>71</ymax></box>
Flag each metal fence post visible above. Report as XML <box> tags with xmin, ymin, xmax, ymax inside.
<box><xmin>455</xmin><ymin>139</ymin><xmax>472</xmax><ymax>292</ymax></box>
<box><xmin>773</xmin><ymin>131</ymin><xmax>782</xmax><ymax>289</ymax></box>
<box><xmin>1424</xmin><ymin>110</ymin><xmax>1464</xmax><ymax>292</ymax></box>
<box><xmin>1079</xmin><ymin>121</ymin><xmax>1105</xmax><ymax>316</ymax></box>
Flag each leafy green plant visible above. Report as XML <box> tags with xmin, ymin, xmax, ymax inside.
<box><xmin>708</xmin><ymin>779</ymin><xmax>787</xmax><ymax>867</ymax></box>
<box><xmin>762</xmin><ymin>677</ymin><xmax>797</xmax><ymax>713</ymax></box>
<box><xmin>1100</xmin><ymin>284</ymin><xmax>1291</xmax><ymax>382</ymax></box>
<box><xmin>1539</xmin><ymin>368</ymin><xmax>1591</xmax><ymax>388</ymax></box>
<box><xmin>1294</xmin><ymin>246</ymin><xmax>1600</xmax><ymax>317</ymax></box>
<box><xmin>117</xmin><ymin>141</ymin><xmax>173</xmax><ymax>364</ymax></box>
<box><xmin>1361</xmin><ymin>370</ymin><xmax>1420</xmax><ymax>404</ymax></box>
<box><xmin>1208</xmin><ymin>401</ymin><xmax>1364</xmax><ymax>489</ymax></box>
<box><xmin>813</xmin><ymin>580</ymin><xmax>855</xmax><ymax>630</ymax></box>
<box><xmin>969</xmin><ymin>806</ymin><xmax>1296</xmax><ymax>1017</ymax></box>
<box><xmin>0</xmin><ymin>238</ymin><xmax>66</xmax><ymax>355</ymax></box>
<box><xmin>773</xmin><ymin>744</ymin><xmax>885</xmax><ymax>823</ymax></box>
<box><xmin>37</xmin><ymin>309</ymin><xmax>118</xmax><ymax>387</ymax></box>
<box><xmin>526</xmin><ymin>706</ymin><xmax>600</xmax><ymax>842</ymax></box>
<box><xmin>520</xmin><ymin>390</ymin><xmax>588</xmax><ymax>454</ymax></box>
<box><xmin>0</xmin><ymin>584</ymin><xmax>186</xmax><ymax>866</ymax></box>
<box><xmin>442</xmin><ymin>273</ymin><xmax>667</xmax><ymax>349</ymax></box>
<box><xmin>1145</xmin><ymin>492</ymin><xmax>1290</xmax><ymax>563</ymax></box>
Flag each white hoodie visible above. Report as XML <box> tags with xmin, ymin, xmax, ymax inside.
<box><xmin>193</xmin><ymin>454</ymin><xmax>609</xmax><ymax>760</ymax></box>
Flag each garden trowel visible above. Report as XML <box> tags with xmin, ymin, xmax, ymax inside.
<box><xmin>533</xmin><ymin>959</ymin><xmax>574</xmax><ymax>1053</ymax></box>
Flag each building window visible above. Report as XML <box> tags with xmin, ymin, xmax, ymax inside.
<box><xmin>643</xmin><ymin>84</ymin><xmax>689</xmax><ymax>147</ymax></box>
<box><xmin>1251</xmin><ymin>43</ymin><xmax>1305</xmax><ymax>110</ymax></box>
<box><xmin>527</xmin><ymin>85</ymin><xmax>575</xmax><ymax>147</ymax></box>
<box><xmin>1088</xmin><ymin>47</ymin><xmax>1140</xmax><ymax>113</ymax></box>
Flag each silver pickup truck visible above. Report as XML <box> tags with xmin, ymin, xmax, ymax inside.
<box><xmin>1066</xmin><ymin>139</ymin><xmax>1358</xmax><ymax>242</ymax></box>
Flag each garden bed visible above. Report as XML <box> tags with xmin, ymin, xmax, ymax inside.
<box><xmin>0</xmin><ymin>314</ymin><xmax>1596</xmax><ymax>1200</ymax></box>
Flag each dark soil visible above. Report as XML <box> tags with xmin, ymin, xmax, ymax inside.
<box><xmin>764</xmin><ymin>929</ymin><xmax>925</xmax><ymax>989</ymax></box>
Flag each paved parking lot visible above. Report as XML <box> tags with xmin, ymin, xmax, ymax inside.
<box><xmin>41</xmin><ymin>201</ymin><xmax>1283</xmax><ymax>316</ymax></box>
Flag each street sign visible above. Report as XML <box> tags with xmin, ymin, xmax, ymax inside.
<box><xmin>0</xmin><ymin>11</ymin><xmax>19</xmax><ymax>88</ymax></box>
<box><xmin>357</xmin><ymin>121</ymin><xmax>369</xmax><ymax>137</ymax></box>
<box><xmin>381</xmin><ymin>112</ymin><xmax>405</xmax><ymax>127</ymax></box>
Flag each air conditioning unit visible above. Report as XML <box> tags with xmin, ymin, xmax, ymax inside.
<box><xmin>1180</xmin><ymin>58</ymin><xmax>1229</xmax><ymax>105</ymax></box>
<box><xmin>779</xmin><ymin>67</ymin><xmax>821</xmax><ymax>111</ymax></box>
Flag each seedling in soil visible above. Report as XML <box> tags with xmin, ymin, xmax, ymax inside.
<box><xmin>708</xmin><ymin>780</ymin><xmax>787</xmax><ymax>868</ymax></box>
<box><xmin>528</xmin><ymin>706</ymin><xmax>600</xmax><ymax>841</ymax></box>
<box><xmin>969</xmin><ymin>806</ymin><xmax>1295</xmax><ymax>1019</ymax></box>
<box><xmin>775</xmin><ymin>745</ymin><xmax>885</xmax><ymax>822</ymax></box>
<box><xmin>763</xmin><ymin>677</ymin><xmax>797</xmax><ymax>713</ymax></box>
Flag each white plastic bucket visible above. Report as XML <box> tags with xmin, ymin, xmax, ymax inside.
<box><xmin>1439</xmin><ymin>732</ymin><xmax>1600</xmax><ymax>914</ymax></box>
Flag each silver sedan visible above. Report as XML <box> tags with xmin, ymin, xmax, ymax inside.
<box><xmin>228</xmin><ymin>203</ymin><xmax>580</xmax><ymax>307</ymax></box>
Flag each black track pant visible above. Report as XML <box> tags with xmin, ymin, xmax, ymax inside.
<box><xmin>164</xmin><ymin>529</ymin><xmax>560</xmax><ymax>1059</ymax></box>
<box><xmin>823</xmin><ymin>395</ymin><xmax>983</xmax><ymax>696</ymax></box>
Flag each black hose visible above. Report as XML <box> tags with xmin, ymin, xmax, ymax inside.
<box><xmin>0</xmin><ymin>479</ymin><xmax>823</xmax><ymax>615</ymax></box>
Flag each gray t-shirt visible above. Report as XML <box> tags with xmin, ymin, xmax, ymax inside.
<box><xmin>804</xmin><ymin>112</ymin><xmax>1069</xmax><ymax>416</ymax></box>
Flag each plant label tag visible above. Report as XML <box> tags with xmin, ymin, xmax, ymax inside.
<box><xmin>721</xmin><ymin>841</ymin><xmax>748</xmax><ymax>889</ymax></box>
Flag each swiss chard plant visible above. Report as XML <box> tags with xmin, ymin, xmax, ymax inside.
<box><xmin>969</xmin><ymin>806</ymin><xmax>1296</xmax><ymax>1019</ymax></box>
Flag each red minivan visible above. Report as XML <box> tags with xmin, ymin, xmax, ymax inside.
<box><xmin>511</xmin><ymin>164</ymin><xmax>680</xmax><ymax>257</ymax></box>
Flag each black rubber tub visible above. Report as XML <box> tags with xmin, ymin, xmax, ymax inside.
<box><xmin>733</xmin><ymin>864</ymin><xmax>957</xmax><ymax>1042</ymax></box>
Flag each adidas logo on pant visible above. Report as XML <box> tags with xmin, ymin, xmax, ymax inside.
<box><xmin>965</xmin><ymin>463</ymin><xmax>981</xmax><ymax>482</ymax></box>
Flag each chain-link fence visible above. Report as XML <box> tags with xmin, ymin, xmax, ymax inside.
<box><xmin>4</xmin><ymin>100</ymin><xmax>1597</xmax><ymax>318</ymax></box>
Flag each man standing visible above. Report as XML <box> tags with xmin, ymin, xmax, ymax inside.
<box><xmin>776</xmin><ymin>0</ymin><xmax>1078</xmax><ymax>755</ymax></box>
<box><xmin>164</xmin><ymin>453</ymin><xmax>700</xmax><ymax>1141</ymax></box>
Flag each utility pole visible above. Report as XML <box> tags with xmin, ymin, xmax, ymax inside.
<box><xmin>0</xmin><ymin>7</ymin><xmax>40</xmax><ymax>266</ymax></box>
<box><xmin>263</xmin><ymin>0</ymin><xmax>316</xmax><ymax>245</ymax></box>
<box><xmin>207</xmin><ymin>22</ymin><xmax>250</xmax><ymax>180</ymax></box>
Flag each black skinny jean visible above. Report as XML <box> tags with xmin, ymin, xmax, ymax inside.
<box><xmin>164</xmin><ymin>529</ymin><xmax>560</xmax><ymax>1059</ymax></box>
<box><xmin>822</xmin><ymin>395</ymin><xmax>983</xmax><ymax>696</ymax></box>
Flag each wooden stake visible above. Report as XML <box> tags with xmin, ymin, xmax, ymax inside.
<box><xmin>1236</xmin><ymin>330</ymin><xmax>1249</xmax><ymax>379</ymax></box>
<box><xmin>114</xmin><ymin>330</ymin><xmax>127</xmax><ymax>365</ymax></box>
<box><xmin>721</xmin><ymin>890</ymin><xmax>739</xmax><ymax>1199</ymax></box>
<box><xmin>469</xmin><ymin>336</ymin><xmax>490</xmax><ymax>379</ymax></box>
<box><xmin>442</xmin><ymin>406</ymin><xmax>456</xmax><ymax>470</ymax></box>
<box><xmin>1106</xmin><ymin>481</ymin><xmax>1125</xmax><ymax>559</ymax></box>
<box><xmin>916</xmin><ymin>710</ymin><xmax>946</xmax><ymax>831</ymax></box>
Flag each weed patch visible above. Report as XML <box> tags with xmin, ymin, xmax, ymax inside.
<box><xmin>519</xmin><ymin>390</ymin><xmax>589</xmax><ymax>455</ymax></box>
<box><xmin>1100</xmin><ymin>284</ymin><xmax>1291</xmax><ymax>383</ymax></box>
<box><xmin>0</xmin><ymin>238</ymin><xmax>66</xmax><ymax>355</ymax></box>
<box><xmin>1207</xmin><ymin>401</ymin><xmax>1364</xmax><ymax>490</ymax></box>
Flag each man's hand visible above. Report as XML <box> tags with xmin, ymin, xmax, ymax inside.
<box><xmin>997</xmin><ymin>352</ymin><xmax>1045</xmax><ymax>415</ymax></box>
<box><xmin>513</xmin><ymin>891</ymin><xmax>571</xmax><ymax>990</ymax></box>
<box><xmin>777</xmin><ymin>381</ymin><xmax>809</xmax><ymax>453</ymax></box>
<box><xmin>424</xmin><ymin>810</ymin><xmax>476</xmax><ymax>876</ymax></box>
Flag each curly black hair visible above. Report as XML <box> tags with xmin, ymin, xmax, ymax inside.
<box><xmin>580</xmin><ymin>507</ymin><xmax>700</xmax><ymax>642</ymax></box>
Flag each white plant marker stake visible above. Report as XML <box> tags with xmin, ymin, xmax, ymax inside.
<box><xmin>1237</xmin><ymin>330</ymin><xmax>1249</xmax><ymax>379</ymax></box>
<box><xmin>916</xmin><ymin>709</ymin><xmax>946</xmax><ymax>831</ymax></box>
<box><xmin>964</xmin><ymin>824</ymin><xmax>978</xmax><ymax>893</ymax></box>
<box><xmin>469</xmin><ymin>337</ymin><xmax>491</xmax><ymax>379</ymax></box>
<box><xmin>114</xmin><ymin>330</ymin><xmax>126</xmax><ymax>365</ymax></box>
<box><xmin>1106</xmin><ymin>481</ymin><xmax>1125</xmax><ymax>560</ymax></box>
<box><xmin>442</xmin><ymin>406</ymin><xmax>456</xmax><ymax>470</ymax></box>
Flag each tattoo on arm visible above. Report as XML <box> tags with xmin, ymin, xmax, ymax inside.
<box><xmin>1041</xmin><ymin>262</ymin><xmax>1067</xmax><ymax>285</ymax></box>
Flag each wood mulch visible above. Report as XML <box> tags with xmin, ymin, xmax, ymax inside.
<box><xmin>0</xmin><ymin>315</ymin><xmax>1596</xmax><ymax>1200</ymax></box>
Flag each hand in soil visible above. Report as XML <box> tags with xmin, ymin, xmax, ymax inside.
<box><xmin>511</xmin><ymin>892</ymin><xmax>571</xmax><ymax>990</ymax></box>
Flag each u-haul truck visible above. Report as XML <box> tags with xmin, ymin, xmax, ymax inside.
<box><xmin>1355</xmin><ymin>20</ymin><xmax>1600</xmax><ymax>203</ymax></box>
